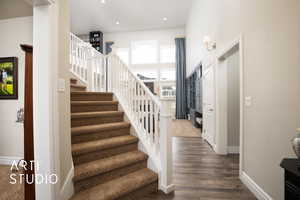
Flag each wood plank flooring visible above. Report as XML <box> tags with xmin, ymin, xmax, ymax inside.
<box><xmin>170</xmin><ymin>120</ymin><xmax>201</xmax><ymax>138</ymax></box>
<box><xmin>0</xmin><ymin>137</ymin><xmax>256</xmax><ymax>200</ymax></box>
<box><xmin>139</xmin><ymin>137</ymin><xmax>257</xmax><ymax>200</ymax></box>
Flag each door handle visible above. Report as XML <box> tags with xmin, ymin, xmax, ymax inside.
<box><xmin>209</xmin><ymin>108</ymin><xmax>214</xmax><ymax>112</ymax></box>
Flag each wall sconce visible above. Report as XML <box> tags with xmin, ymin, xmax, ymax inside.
<box><xmin>203</xmin><ymin>36</ymin><xmax>216</xmax><ymax>51</ymax></box>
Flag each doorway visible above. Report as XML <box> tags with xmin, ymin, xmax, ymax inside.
<box><xmin>215</xmin><ymin>36</ymin><xmax>244</xmax><ymax>175</ymax></box>
<box><xmin>202</xmin><ymin>65</ymin><xmax>216</xmax><ymax>147</ymax></box>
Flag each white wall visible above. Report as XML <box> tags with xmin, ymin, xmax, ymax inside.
<box><xmin>227</xmin><ymin>51</ymin><xmax>239</xmax><ymax>147</ymax></box>
<box><xmin>186</xmin><ymin>0</ymin><xmax>300</xmax><ymax>199</ymax></box>
<box><xmin>0</xmin><ymin>17</ymin><xmax>33</xmax><ymax>159</ymax></box>
<box><xmin>32</xmin><ymin>1</ymin><xmax>74</xmax><ymax>199</ymax></box>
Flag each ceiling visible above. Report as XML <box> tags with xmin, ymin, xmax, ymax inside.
<box><xmin>71</xmin><ymin>0</ymin><xmax>193</xmax><ymax>34</ymax></box>
<box><xmin>0</xmin><ymin>0</ymin><xmax>33</xmax><ymax>20</ymax></box>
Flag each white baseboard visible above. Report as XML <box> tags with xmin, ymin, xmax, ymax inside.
<box><xmin>240</xmin><ymin>171</ymin><xmax>273</xmax><ymax>200</ymax></box>
<box><xmin>228</xmin><ymin>146</ymin><xmax>239</xmax><ymax>154</ymax></box>
<box><xmin>0</xmin><ymin>156</ymin><xmax>22</xmax><ymax>165</ymax></box>
<box><xmin>159</xmin><ymin>184</ymin><xmax>175</xmax><ymax>194</ymax></box>
<box><xmin>60</xmin><ymin>165</ymin><xmax>74</xmax><ymax>200</ymax></box>
<box><xmin>202</xmin><ymin>133</ymin><xmax>215</xmax><ymax>149</ymax></box>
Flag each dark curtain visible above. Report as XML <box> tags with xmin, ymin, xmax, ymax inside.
<box><xmin>105</xmin><ymin>42</ymin><xmax>114</xmax><ymax>55</ymax></box>
<box><xmin>175</xmin><ymin>38</ymin><xmax>187</xmax><ymax>119</ymax></box>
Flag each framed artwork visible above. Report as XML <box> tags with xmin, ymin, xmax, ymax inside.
<box><xmin>0</xmin><ymin>57</ymin><xmax>18</xmax><ymax>99</ymax></box>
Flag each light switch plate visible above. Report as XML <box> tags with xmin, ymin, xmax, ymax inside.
<box><xmin>58</xmin><ymin>79</ymin><xmax>66</xmax><ymax>92</ymax></box>
<box><xmin>245</xmin><ymin>96</ymin><xmax>252</xmax><ymax>107</ymax></box>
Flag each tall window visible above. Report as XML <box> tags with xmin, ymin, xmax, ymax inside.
<box><xmin>160</xmin><ymin>45</ymin><xmax>176</xmax><ymax>63</ymax></box>
<box><xmin>160</xmin><ymin>68</ymin><xmax>176</xmax><ymax>81</ymax></box>
<box><xmin>116</xmin><ymin>48</ymin><xmax>129</xmax><ymax>65</ymax></box>
<box><xmin>131</xmin><ymin>40</ymin><xmax>158</xmax><ymax>64</ymax></box>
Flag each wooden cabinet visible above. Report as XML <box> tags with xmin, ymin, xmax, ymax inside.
<box><xmin>89</xmin><ymin>31</ymin><xmax>103</xmax><ymax>53</ymax></box>
<box><xmin>281</xmin><ymin>159</ymin><xmax>300</xmax><ymax>200</ymax></box>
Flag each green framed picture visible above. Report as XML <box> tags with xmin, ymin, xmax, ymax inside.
<box><xmin>0</xmin><ymin>57</ymin><xmax>18</xmax><ymax>99</ymax></box>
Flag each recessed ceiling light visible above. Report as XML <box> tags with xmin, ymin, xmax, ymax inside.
<box><xmin>116</xmin><ymin>21</ymin><xmax>120</xmax><ymax>25</ymax></box>
<box><xmin>101</xmin><ymin>0</ymin><xmax>106</xmax><ymax>4</ymax></box>
<box><xmin>163</xmin><ymin>17</ymin><xmax>168</xmax><ymax>21</ymax></box>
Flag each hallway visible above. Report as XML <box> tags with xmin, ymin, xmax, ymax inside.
<box><xmin>141</xmin><ymin>137</ymin><xmax>256</xmax><ymax>200</ymax></box>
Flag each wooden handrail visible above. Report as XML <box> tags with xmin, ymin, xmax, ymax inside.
<box><xmin>20</xmin><ymin>44</ymin><xmax>35</xmax><ymax>200</ymax></box>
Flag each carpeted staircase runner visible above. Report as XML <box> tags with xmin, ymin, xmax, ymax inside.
<box><xmin>70</xmin><ymin>78</ymin><xmax>158</xmax><ymax>200</ymax></box>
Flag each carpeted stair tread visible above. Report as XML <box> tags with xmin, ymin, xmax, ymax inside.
<box><xmin>74</xmin><ymin>151</ymin><xmax>148</xmax><ymax>182</ymax></box>
<box><xmin>71</xmin><ymin>92</ymin><xmax>114</xmax><ymax>101</ymax></box>
<box><xmin>71</xmin><ymin>168</ymin><xmax>158</xmax><ymax>200</ymax></box>
<box><xmin>72</xmin><ymin>135</ymin><xmax>138</xmax><ymax>156</ymax></box>
<box><xmin>72</xmin><ymin>122</ymin><xmax>131</xmax><ymax>136</ymax></box>
<box><xmin>71</xmin><ymin>101</ymin><xmax>118</xmax><ymax>106</ymax></box>
<box><xmin>70</xmin><ymin>78</ymin><xmax>78</xmax><ymax>84</ymax></box>
<box><xmin>71</xmin><ymin>111</ymin><xmax>124</xmax><ymax>119</ymax></box>
<box><xmin>71</xmin><ymin>91</ymin><xmax>113</xmax><ymax>95</ymax></box>
<box><xmin>71</xmin><ymin>84</ymin><xmax>87</xmax><ymax>89</ymax></box>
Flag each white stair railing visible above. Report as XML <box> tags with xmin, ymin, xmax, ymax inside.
<box><xmin>88</xmin><ymin>48</ymin><xmax>107</xmax><ymax>92</ymax></box>
<box><xmin>108</xmin><ymin>53</ymin><xmax>161</xmax><ymax>155</ymax></box>
<box><xmin>70</xmin><ymin>33</ymin><xmax>106</xmax><ymax>92</ymax></box>
<box><xmin>107</xmin><ymin>53</ymin><xmax>174</xmax><ymax>193</ymax></box>
<box><xmin>70</xmin><ymin>33</ymin><xmax>89</xmax><ymax>83</ymax></box>
<box><xmin>69</xmin><ymin>33</ymin><xmax>174</xmax><ymax>193</ymax></box>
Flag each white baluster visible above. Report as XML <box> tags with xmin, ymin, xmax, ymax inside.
<box><xmin>149</xmin><ymin>100</ymin><xmax>154</xmax><ymax>144</ymax></box>
<box><xmin>154</xmin><ymin>104</ymin><xmax>160</xmax><ymax>153</ymax></box>
<box><xmin>145</xmin><ymin>96</ymin><xmax>149</xmax><ymax>139</ymax></box>
<box><xmin>87</xmin><ymin>56</ymin><xmax>93</xmax><ymax>91</ymax></box>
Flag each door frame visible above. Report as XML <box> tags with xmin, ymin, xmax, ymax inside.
<box><xmin>202</xmin><ymin>65</ymin><xmax>216</xmax><ymax>148</ymax></box>
<box><xmin>32</xmin><ymin>1</ymin><xmax>61</xmax><ymax>200</ymax></box>
<box><xmin>215</xmin><ymin>35</ymin><xmax>244</xmax><ymax>176</ymax></box>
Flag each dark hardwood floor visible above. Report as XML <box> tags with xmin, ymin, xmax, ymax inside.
<box><xmin>140</xmin><ymin>137</ymin><xmax>257</xmax><ymax>200</ymax></box>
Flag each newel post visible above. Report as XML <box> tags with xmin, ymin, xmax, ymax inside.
<box><xmin>159</xmin><ymin>99</ymin><xmax>175</xmax><ymax>194</ymax></box>
<box><xmin>86</xmin><ymin>45</ymin><xmax>94</xmax><ymax>91</ymax></box>
<box><xmin>107</xmin><ymin>46</ymin><xmax>117</xmax><ymax>92</ymax></box>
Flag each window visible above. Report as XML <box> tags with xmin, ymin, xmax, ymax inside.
<box><xmin>160</xmin><ymin>68</ymin><xmax>176</xmax><ymax>81</ymax></box>
<box><xmin>161</xmin><ymin>85</ymin><xmax>176</xmax><ymax>98</ymax></box>
<box><xmin>116</xmin><ymin>48</ymin><xmax>129</xmax><ymax>65</ymax></box>
<box><xmin>160</xmin><ymin>45</ymin><xmax>176</xmax><ymax>63</ymax></box>
<box><xmin>131</xmin><ymin>40</ymin><xmax>158</xmax><ymax>64</ymax></box>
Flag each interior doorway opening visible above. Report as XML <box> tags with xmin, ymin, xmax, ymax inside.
<box><xmin>216</xmin><ymin>36</ymin><xmax>244</xmax><ymax>176</ymax></box>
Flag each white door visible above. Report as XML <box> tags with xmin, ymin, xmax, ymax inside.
<box><xmin>202</xmin><ymin>66</ymin><xmax>216</xmax><ymax>147</ymax></box>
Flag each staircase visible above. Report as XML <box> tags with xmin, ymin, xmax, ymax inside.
<box><xmin>70</xmin><ymin>78</ymin><xmax>158</xmax><ymax>200</ymax></box>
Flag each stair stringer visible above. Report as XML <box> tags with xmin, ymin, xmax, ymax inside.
<box><xmin>112</xmin><ymin>94</ymin><xmax>161</xmax><ymax>175</ymax></box>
